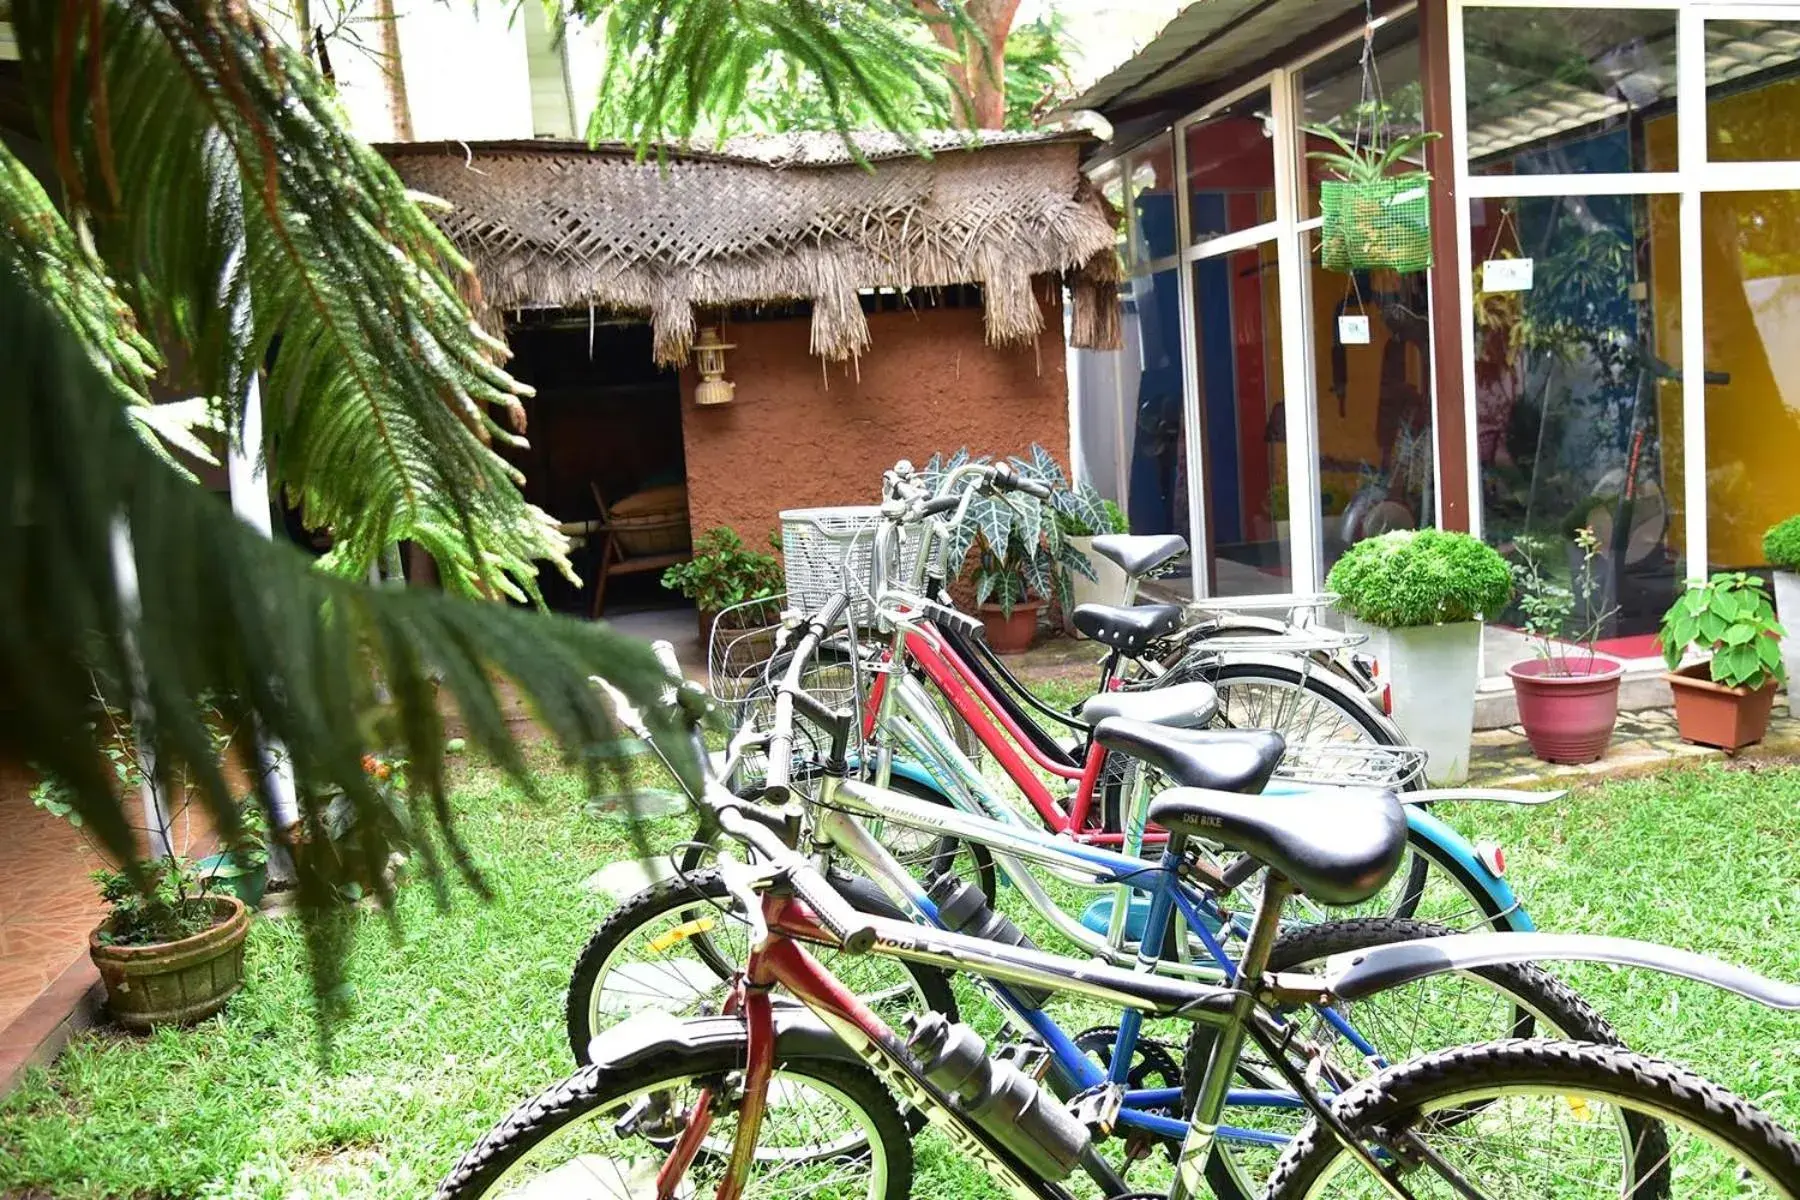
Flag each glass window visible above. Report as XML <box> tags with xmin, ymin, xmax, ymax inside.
<box><xmin>1128</xmin><ymin>136</ymin><xmax>1179</xmax><ymax>264</ymax></box>
<box><xmin>1701</xmin><ymin>190</ymin><xmax>1800</xmax><ymax>570</ymax></box>
<box><xmin>1706</xmin><ymin>20</ymin><xmax>1800</xmax><ymax>163</ymax></box>
<box><xmin>1463</xmin><ymin>9</ymin><xmax>1678</xmax><ymax>177</ymax></box>
<box><xmin>1122</xmin><ymin>267</ymin><xmax>1194</xmax><ymax>593</ymax></box>
<box><xmin>1471</xmin><ymin>193</ymin><xmax>1684</xmax><ymax>665</ymax></box>
<box><xmin>1184</xmin><ymin>89</ymin><xmax>1276</xmax><ymax>244</ymax></box>
<box><xmin>1193</xmin><ymin>244</ymin><xmax>1290</xmax><ymax>596</ymax></box>
<box><xmin>1300</xmin><ymin>14</ymin><xmax>1424</xmax><ymax>219</ymax></box>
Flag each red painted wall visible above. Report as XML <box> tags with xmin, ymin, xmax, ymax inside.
<box><xmin>679</xmin><ymin>293</ymin><xmax>1070</xmax><ymax>542</ymax></box>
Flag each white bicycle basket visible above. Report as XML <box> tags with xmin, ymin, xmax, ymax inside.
<box><xmin>780</xmin><ymin>506</ymin><xmax>921</xmax><ymax>624</ymax></box>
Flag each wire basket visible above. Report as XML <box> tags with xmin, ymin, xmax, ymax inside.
<box><xmin>1271</xmin><ymin>742</ymin><xmax>1428</xmax><ymax>790</ymax></box>
<box><xmin>780</xmin><ymin>507</ymin><xmax>921</xmax><ymax>625</ymax></box>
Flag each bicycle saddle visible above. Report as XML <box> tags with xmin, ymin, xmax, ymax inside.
<box><xmin>1148</xmin><ymin>785</ymin><xmax>1406</xmax><ymax>906</ymax></box>
<box><xmin>1091</xmin><ymin>716</ymin><xmax>1283</xmax><ymax>794</ymax></box>
<box><xmin>1077</xmin><ymin>680</ymin><xmax>1218</xmax><ymax>729</ymax></box>
<box><xmin>1090</xmin><ymin>534</ymin><xmax>1187</xmax><ymax>578</ymax></box>
<box><xmin>1072</xmin><ymin>602</ymin><xmax>1182</xmax><ymax>654</ymax></box>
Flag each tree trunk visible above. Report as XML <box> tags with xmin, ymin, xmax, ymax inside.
<box><xmin>373</xmin><ymin>0</ymin><xmax>413</xmax><ymax>140</ymax></box>
<box><xmin>917</xmin><ymin>0</ymin><xmax>1019</xmax><ymax>129</ymax></box>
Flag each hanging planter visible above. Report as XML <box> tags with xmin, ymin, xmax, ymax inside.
<box><xmin>1308</xmin><ymin>125</ymin><xmax>1438</xmax><ymax>275</ymax></box>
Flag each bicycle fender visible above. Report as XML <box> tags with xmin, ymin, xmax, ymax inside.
<box><xmin>1323</xmin><ymin>932</ymin><xmax>1800</xmax><ymax>1011</ymax></box>
<box><xmin>1404</xmin><ymin>788</ymin><xmax>1565</xmax><ymax>806</ymax></box>
<box><xmin>1403</xmin><ymin>804</ymin><xmax>1535</xmax><ymax>932</ymax></box>
<box><xmin>585</xmin><ymin>1010</ymin><xmax>859</xmax><ymax>1074</ymax></box>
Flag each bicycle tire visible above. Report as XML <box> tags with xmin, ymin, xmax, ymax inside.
<box><xmin>436</xmin><ymin>1047</ymin><xmax>913</xmax><ymax>1200</ymax></box>
<box><xmin>566</xmin><ymin>867</ymin><xmax>957</xmax><ymax>1065</ymax></box>
<box><xmin>1185</xmin><ymin>917</ymin><xmax>1618</xmax><ymax>1200</ymax></box>
<box><xmin>1262</xmin><ymin>1039</ymin><xmax>1800</xmax><ymax>1198</ymax></box>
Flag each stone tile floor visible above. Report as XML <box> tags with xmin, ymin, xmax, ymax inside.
<box><xmin>1468</xmin><ymin>697</ymin><xmax>1798</xmax><ymax>787</ymax></box>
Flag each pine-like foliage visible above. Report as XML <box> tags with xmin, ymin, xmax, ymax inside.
<box><xmin>583</xmin><ymin>0</ymin><xmax>975</xmax><ymax>148</ymax></box>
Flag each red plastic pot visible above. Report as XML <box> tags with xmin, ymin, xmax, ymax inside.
<box><xmin>979</xmin><ymin>600</ymin><xmax>1043</xmax><ymax>655</ymax></box>
<box><xmin>1507</xmin><ymin>656</ymin><xmax>1624</xmax><ymax>764</ymax></box>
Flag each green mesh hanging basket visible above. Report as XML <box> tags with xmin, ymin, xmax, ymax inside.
<box><xmin>1319</xmin><ymin>173</ymin><xmax>1433</xmax><ymax>274</ymax></box>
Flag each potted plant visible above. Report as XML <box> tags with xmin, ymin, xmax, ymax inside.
<box><xmin>1062</xmin><ymin>498</ymin><xmax>1130</xmax><ymax>615</ymax></box>
<box><xmin>660</xmin><ymin>526</ymin><xmax>785</xmax><ymax>647</ymax></box>
<box><xmin>195</xmin><ymin>797</ymin><xmax>270</xmax><ymax>906</ymax></box>
<box><xmin>1658</xmin><ymin>572</ymin><xmax>1787</xmax><ymax>750</ymax></box>
<box><xmin>31</xmin><ymin>696</ymin><xmax>251</xmax><ymax>1029</ymax></box>
<box><xmin>1505</xmin><ymin>528</ymin><xmax>1625</xmax><ymax>763</ymax></box>
<box><xmin>1327</xmin><ymin>529</ymin><xmax>1512</xmax><ymax>784</ymax></box>
<box><xmin>925</xmin><ymin>445</ymin><xmax>1099</xmax><ymax>655</ymax></box>
<box><xmin>1306</xmin><ymin>123</ymin><xmax>1438</xmax><ymax>275</ymax></box>
<box><xmin>1764</xmin><ymin>514</ymin><xmax>1800</xmax><ymax>713</ymax></box>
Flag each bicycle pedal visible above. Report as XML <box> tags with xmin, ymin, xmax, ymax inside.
<box><xmin>993</xmin><ymin>1039</ymin><xmax>1054</xmax><ymax>1082</ymax></box>
<box><xmin>1068</xmin><ymin>1082</ymin><xmax>1125</xmax><ymax>1137</ymax></box>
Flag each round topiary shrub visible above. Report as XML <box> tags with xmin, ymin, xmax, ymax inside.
<box><xmin>1764</xmin><ymin>515</ymin><xmax>1800</xmax><ymax>572</ymax></box>
<box><xmin>1327</xmin><ymin>529</ymin><xmax>1512</xmax><ymax>628</ymax></box>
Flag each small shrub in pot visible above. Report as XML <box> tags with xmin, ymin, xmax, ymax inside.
<box><xmin>1658</xmin><ymin>572</ymin><xmax>1787</xmax><ymax>750</ymax></box>
<box><xmin>660</xmin><ymin>526</ymin><xmax>784</xmax><ymax>643</ymax></box>
<box><xmin>1328</xmin><ymin>529</ymin><xmax>1512</xmax><ymax>783</ymax></box>
<box><xmin>1764</xmin><ymin>515</ymin><xmax>1800</xmax><ymax>713</ymax></box>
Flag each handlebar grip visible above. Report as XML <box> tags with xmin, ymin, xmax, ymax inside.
<box><xmin>920</xmin><ymin>494</ymin><xmax>963</xmax><ymax>517</ymax></box>
<box><xmin>650</xmin><ymin>639</ymin><xmax>683</xmax><ymax>683</ymax></box>
<box><xmin>990</xmin><ymin>461</ymin><xmax>1053</xmax><ymax>501</ymax></box>
<box><xmin>788</xmin><ymin>861</ymin><xmax>878</xmax><ymax>954</ymax></box>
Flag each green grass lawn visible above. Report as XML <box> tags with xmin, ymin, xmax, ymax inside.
<box><xmin>4</xmin><ymin>752</ymin><xmax>1800</xmax><ymax>1198</ymax></box>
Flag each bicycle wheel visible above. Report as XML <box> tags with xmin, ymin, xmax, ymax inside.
<box><xmin>566</xmin><ymin>868</ymin><xmax>957</xmax><ymax>1065</ymax></box>
<box><xmin>437</xmin><ymin>1047</ymin><xmax>912</xmax><ymax>1200</ymax></box>
<box><xmin>1185</xmin><ymin>917</ymin><xmax>1620</xmax><ymax>1200</ymax></box>
<box><xmin>1263</xmin><ymin>1039</ymin><xmax>1800</xmax><ymax>1198</ymax></box>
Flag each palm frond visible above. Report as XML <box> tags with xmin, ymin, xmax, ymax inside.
<box><xmin>11</xmin><ymin>0</ymin><xmax>566</xmax><ymax>600</ymax></box>
<box><xmin>0</xmin><ymin>258</ymin><xmax>692</xmax><ymax>1014</ymax></box>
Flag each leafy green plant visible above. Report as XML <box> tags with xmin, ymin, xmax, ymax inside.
<box><xmin>660</xmin><ymin>528</ymin><xmax>785</xmax><ymax>627</ymax></box>
<box><xmin>1512</xmin><ymin>527</ymin><xmax>1620</xmax><ymax>675</ymax></box>
<box><xmin>32</xmin><ymin>691</ymin><xmax>241</xmax><ymax>947</ymax></box>
<box><xmin>1658</xmin><ymin>573</ymin><xmax>1787</xmax><ymax>691</ymax></box>
<box><xmin>923</xmin><ymin>444</ymin><xmax>1102</xmax><ymax>617</ymax></box>
<box><xmin>1304</xmin><ymin>123</ymin><xmax>1440</xmax><ymax>185</ymax></box>
<box><xmin>1328</xmin><ymin>529</ymin><xmax>1512</xmax><ymax>628</ymax></box>
<box><xmin>1764</xmin><ymin>515</ymin><xmax>1800</xmax><ymax>572</ymax></box>
<box><xmin>1100</xmin><ymin>499</ymin><xmax>1130</xmax><ymax>536</ymax></box>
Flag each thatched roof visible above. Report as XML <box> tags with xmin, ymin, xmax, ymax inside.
<box><xmin>382</xmin><ymin>131</ymin><xmax>1122</xmax><ymax>365</ymax></box>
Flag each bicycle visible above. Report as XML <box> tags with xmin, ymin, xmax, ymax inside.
<box><xmin>440</xmin><ymin>604</ymin><xmax>1800</xmax><ymax>1200</ymax></box>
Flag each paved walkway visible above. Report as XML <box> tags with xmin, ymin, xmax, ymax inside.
<box><xmin>1469</xmin><ymin>697</ymin><xmax>1798</xmax><ymax>787</ymax></box>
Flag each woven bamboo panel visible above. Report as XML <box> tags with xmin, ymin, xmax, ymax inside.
<box><xmin>387</xmin><ymin>135</ymin><xmax>1122</xmax><ymax>364</ymax></box>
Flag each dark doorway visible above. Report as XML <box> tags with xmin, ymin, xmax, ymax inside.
<box><xmin>503</xmin><ymin>317</ymin><xmax>690</xmax><ymax>615</ymax></box>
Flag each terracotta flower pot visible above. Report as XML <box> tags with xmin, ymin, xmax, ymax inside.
<box><xmin>979</xmin><ymin>599</ymin><xmax>1043</xmax><ymax>655</ymax></box>
<box><xmin>1665</xmin><ymin>662</ymin><xmax>1777</xmax><ymax>750</ymax></box>
<box><xmin>1507</xmin><ymin>656</ymin><xmax>1624</xmax><ymax>764</ymax></box>
<box><xmin>89</xmin><ymin>895</ymin><xmax>250</xmax><ymax>1029</ymax></box>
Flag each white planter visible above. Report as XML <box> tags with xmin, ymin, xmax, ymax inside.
<box><xmin>1346</xmin><ymin>616</ymin><xmax>1483</xmax><ymax>785</ymax></box>
<box><xmin>1774</xmin><ymin>570</ymin><xmax>1800</xmax><ymax>714</ymax></box>
<box><xmin>1067</xmin><ymin>535</ymin><xmax>1130</xmax><ymax>624</ymax></box>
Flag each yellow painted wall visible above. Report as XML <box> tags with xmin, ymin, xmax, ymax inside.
<box><xmin>1648</xmin><ymin>80</ymin><xmax>1800</xmax><ymax>567</ymax></box>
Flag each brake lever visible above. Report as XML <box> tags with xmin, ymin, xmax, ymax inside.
<box><xmin>715</xmin><ymin>856</ymin><xmax>771</xmax><ymax>948</ymax></box>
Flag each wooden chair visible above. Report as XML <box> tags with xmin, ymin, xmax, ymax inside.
<box><xmin>588</xmin><ymin>483</ymin><xmax>692</xmax><ymax>618</ymax></box>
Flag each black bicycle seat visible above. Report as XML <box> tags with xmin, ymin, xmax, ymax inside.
<box><xmin>1092</xmin><ymin>716</ymin><xmax>1283</xmax><ymax>794</ymax></box>
<box><xmin>1090</xmin><ymin>534</ymin><xmax>1187</xmax><ymax>577</ymax></box>
<box><xmin>1077</xmin><ymin>681</ymin><xmax>1218</xmax><ymax>729</ymax></box>
<box><xmin>1148</xmin><ymin>786</ymin><xmax>1406</xmax><ymax>906</ymax></box>
<box><xmin>1072</xmin><ymin>603</ymin><xmax>1183</xmax><ymax>654</ymax></box>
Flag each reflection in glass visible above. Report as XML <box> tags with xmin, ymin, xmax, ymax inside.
<box><xmin>1184</xmin><ymin>89</ymin><xmax>1275</xmax><ymax>244</ymax></box>
<box><xmin>1707</xmin><ymin>21</ymin><xmax>1800</xmax><ymax>162</ymax></box>
<box><xmin>1471</xmin><ymin>193</ymin><xmax>1683</xmax><ymax>661</ymax></box>
<box><xmin>1193</xmin><ymin>246</ymin><xmax>1289</xmax><ymax>596</ymax></box>
<box><xmin>1128</xmin><ymin>136</ymin><xmax>1178</xmax><ymax>263</ymax></box>
<box><xmin>1122</xmin><ymin>267</ymin><xmax>1193</xmax><ymax>593</ymax></box>
<box><xmin>1311</xmin><ymin>261</ymin><xmax>1434</xmax><ymax>579</ymax></box>
<box><xmin>1701</xmin><ymin>191</ymin><xmax>1800</xmax><ymax>570</ymax></box>
<box><xmin>1463</xmin><ymin>9</ymin><xmax>1677</xmax><ymax>176</ymax></box>
<box><xmin>1300</xmin><ymin>14</ymin><xmax>1423</xmax><ymax>219</ymax></box>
